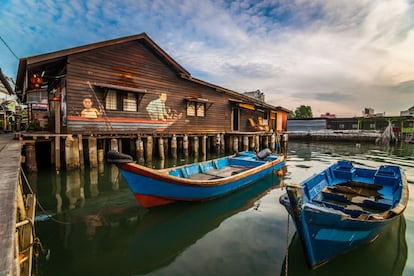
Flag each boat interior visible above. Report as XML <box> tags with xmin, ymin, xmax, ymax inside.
<box><xmin>305</xmin><ymin>161</ymin><xmax>402</xmax><ymax>217</ymax></box>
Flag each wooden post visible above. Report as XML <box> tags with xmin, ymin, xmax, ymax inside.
<box><xmin>193</xmin><ymin>136</ymin><xmax>199</xmax><ymax>157</ymax></box>
<box><xmin>183</xmin><ymin>135</ymin><xmax>189</xmax><ymax>158</ymax></box>
<box><xmin>136</xmin><ymin>137</ymin><xmax>145</xmax><ymax>164</ymax></box>
<box><xmin>243</xmin><ymin>136</ymin><xmax>249</xmax><ymax>151</ymax></box>
<box><xmin>171</xmin><ymin>135</ymin><xmax>177</xmax><ymax>160</ymax></box>
<box><xmin>270</xmin><ymin>133</ymin><xmax>276</xmax><ymax>152</ymax></box>
<box><xmin>255</xmin><ymin>135</ymin><xmax>260</xmax><ymax>152</ymax></box>
<box><xmin>158</xmin><ymin>137</ymin><xmax>165</xmax><ymax>160</ymax></box>
<box><xmin>232</xmin><ymin>136</ymin><xmax>238</xmax><ymax>153</ymax></box>
<box><xmin>220</xmin><ymin>133</ymin><xmax>225</xmax><ymax>154</ymax></box>
<box><xmin>215</xmin><ymin>134</ymin><xmax>221</xmax><ymax>154</ymax></box>
<box><xmin>146</xmin><ymin>136</ymin><xmax>153</xmax><ymax>163</ymax></box>
<box><xmin>65</xmin><ymin>135</ymin><xmax>80</xmax><ymax>170</ymax></box>
<box><xmin>118</xmin><ymin>139</ymin><xmax>123</xmax><ymax>153</ymax></box>
<box><xmin>98</xmin><ymin>148</ymin><xmax>104</xmax><ymax>163</ymax></box>
<box><xmin>264</xmin><ymin>135</ymin><xmax>269</xmax><ymax>149</ymax></box>
<box><xmin>110</xmin><ymin>138</ymin><xmax>118</xmax><ymax>151</ymax></box>
<box><xmin>201</xmin><ymin>136</ymin><xmax>207</xmax><ymax>158</ymax></box>
<box><xmin>250</xmin><ymin>136</ymin><xmax>255</xmax><ymax>151</ymax></box>
<box><xmin>78</xmin><ymin>134</ymin><xmax>84</xmax><ymax>170</ymax></box>
<box><xmin>25</xmin><ymin>142</ymin><xmax>37</xmax><ymax>172</ymax></box>
<box><xmin>88</xmin><ymin>136</ymin><xmax>98</xmax><ymax>168</ymax></box>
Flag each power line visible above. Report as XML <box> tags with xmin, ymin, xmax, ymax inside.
<box><xmin>0</xmin><ymin>35</ymin><xmax>19</xmax><ymax>60</ymax></box>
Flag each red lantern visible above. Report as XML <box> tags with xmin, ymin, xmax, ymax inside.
<box><xmin>29</xmin><ymin>74</ymin><xmax>43</xmax><ymax>89</ymax></box>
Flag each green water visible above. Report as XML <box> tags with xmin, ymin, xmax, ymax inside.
<box><xmin>29</xmin><ymin>141</ymin><xmax>414</xmax><ymax>276</ymax></box>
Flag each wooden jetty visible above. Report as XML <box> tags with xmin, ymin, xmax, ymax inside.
<box><xmin>0</xmin><ymin>133</ymin><xmax>36</xmax><ymax>276</ymax></box>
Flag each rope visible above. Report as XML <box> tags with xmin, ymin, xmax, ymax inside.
<box><xmin>87</xmin><ymin>81</ymin><xmax>114</xmax><ymax>130</ymax></box>
<box><xmin>285</xmin><ymin>213</ymin><xmax>290</xmax><ymax>276</ymax></box>
<box><xmin>20</xmin><ymin>167</ymin><xmax>70</xmax><ymax>225</ymax></box>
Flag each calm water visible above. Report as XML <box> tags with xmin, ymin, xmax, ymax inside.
<box><xmin>29</xmin><ymin>141</ymin><xmax>414</xmax><ymax>276</ymax></box>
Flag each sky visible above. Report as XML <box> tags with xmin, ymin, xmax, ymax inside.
<box><xmin>1</xmin><ymin>0</ymin><xmax>414</xmax><ymax>117</ymax></box>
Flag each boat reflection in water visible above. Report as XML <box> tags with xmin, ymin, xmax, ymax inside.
<box><xmin>280</xmin><ymin>215</ymin><xmax>407</xmax><ymax>276</ymax></box>
<box><xmin>36</xmin><ymin>168</ymin><xmax>283</xmax><ymax>275</ymax></box>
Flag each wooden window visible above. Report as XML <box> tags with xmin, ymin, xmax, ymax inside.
<box><xmin>186</xmin><ymin>102</ymin><xmax>205</xmax><ymax>117</ymax></box>
<box><xmin>123</xmin><ymin>93</ymin><xmax>137</xmax><ymax>112</ymax></box>
<box><xmin>105</xmin><ymin>90</ymin><xmax>117</xmax><ymax>110</ymax></box>
<box><xmin>105</xmin><ymin>90</ymin><xmax>140</xmax><ymax>112</ymax></box>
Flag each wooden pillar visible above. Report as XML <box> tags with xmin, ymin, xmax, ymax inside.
<box><xmin>183</xmin><ymin>135</ymin><xmax>189</xmax><ymax>158</ymax></box>
<box><xmin>98</xmin><ymin>148</ymin><xmax>104</xmax><ymax>163</ymax></box>
<box><xmin>220</xmin><ymin>134</ymin><xmax>225</xmax><ymax>154</ymax></box>
<box><xmin>118</xmin><ymin>139</ymin><xmax>123</xmax><ymax>153</ymax></box>
<box><xmin>171</xmin><ymin>135</ymin><xmax>177</xmax><ymax>160</ymax></box>
<box><xmin>25</xmin><ymin>142</ymin><xmax>37</xmax><ymax>172</ymax></box>
<box><xmin>110</xmin><ymin>138</ymin><xmax>118</xmax><ymax>151</ymax></box>
<box><xmin>158</xmin><ymin>137</ymin><xmax>165</xmax><ymax>160</ymax></box>
<box><xmin>78</xmin><ymin>134</ymin><xmax>84</xmax><ymax>169</ymax></box>
<box><xmin>65</xmin><ymin>135</ymin><xmax>80</xmax><ymax>170</ymax></box>
<box><xmin>136</xmin><ymin>137</ymin><xmax>145</xmax><ymax>164</ymax></box>
<box><xmin>249</xmin><ymin>136</ymin><xmax>255</xmax><ymax>151</ymax></box>
<box><xmin>193</xmin><ymin>136</ymin><xmax>199</xmax><ymax>157</ymax></box>
<box><xmin>270</xmin><ymin>133</ymin><xmax>276</xmax><ymax>152</ymax></box>
<box><xmin>264</xmin><ymin>135</ymin><xmax>269</xmax><ymax>149</ymax></box>
<box><xmin>243</xmin><ymin>136</ymin><xmax>249</xmax><ymax>151</ymax></box>
<box><xmin>232</xmin><ymin>136</ymin><xmax>238</xmax><ymax>153</ymax></box>
<box><xmin>88</xmin><ymin>136</ymin><xmax>98</xmax><ymax>168</ymax></box>
<box><xmin>146</xmin><ymin>136</ymin><xmax>153</xmax><ymax>163</ymax></box>
<box><xmin>255</xmin><ymin>135</ymin><xmax>260</xmax><ymax>152</ymax></box>
<box><xmin>55</xmin><ymin>136</ymin><xmax>61</xmax><ymax>173</ymax></box>
<box><xmin>201</xmin><ymin>136</ymin><xmax>207</xmax><ymax>158</ymax></box>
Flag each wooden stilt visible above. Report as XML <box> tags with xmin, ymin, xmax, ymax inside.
<box><xmin>146</xmin><ymin>136</ymin><xmax>153</xmax><ymax>163</ymax></box>
<box><xmin>243</xmin><ymin>136</ymin><xmax>249</xmax><ymax>151</ymax></box>
<box><xmin>136</xmin><ymin>137</ymin><xmax>145</xmax><ymax>164</ymax></box>
<box><xmin>158</xmin><ymin>137</ymin><xmax>165</xmax><ymax>160</ymax></box>
<box><xmin>183</xmin><ymin>135</ymin><xmax>189</xmax><ymax>158</ymax></box>
<box><xmin>65</xmin><ymin>135</ymin><xmax>80</xmax><ymax>170</ymax></box>
<box><xmin>88</xmin><ymin>137</ymin><xmax>98</xmax><ymax>168</ymax></box>
<box><xmin>25</xmin><ymin>142</ymin><xmax>37</xmax><ymax>172</ymax></box>
<box><xmin>193</xmin><ymin>136</ymin><xmax>199</xmax><ymax>157</ymax></box>
<box><xmin>78</xmin><ymin>134</ymin><xmax>84</xmax><ymax>170</ymax></box>
<box><xmin>171</xmin><ymin>135</ymin><xmax>177</xmax><ymax>160</ymax></box>
<box><xmin>232</xmin><ymin>136</ymin><xmax>238</xmax><ymax>153</ymax></box>
<box><xmin>110</xmin><ymin>138</ymin><xmax>118</xmax><ymax>151</ymax></box>
<box><xmin>270</xmin><ymin>133</ymin><xmax>276</xmax><ymax>151</ymax></box>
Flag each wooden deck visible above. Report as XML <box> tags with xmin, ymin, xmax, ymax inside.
<box><xmin>0</xmin><ymin>133</ymin><xmax>21</xmax><ymax>276</ymax></box>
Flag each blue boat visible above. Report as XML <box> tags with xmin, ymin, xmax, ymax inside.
<box><xmin>107</xmin><ymin>149</ymin><xmax>285</xmax><ymax>208</ymax></box>
<box><xmin>279</xmin><ymin>160</ymin><xmax>409</xmax><ymax>269</ymax></box>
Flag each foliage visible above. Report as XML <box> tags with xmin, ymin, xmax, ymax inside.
<box><xmin>292</xmin><ymin>105</ymin><xmax>313</xmax><ymax>118</ymax></box>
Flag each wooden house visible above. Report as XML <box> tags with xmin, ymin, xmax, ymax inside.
<box><xmin>15</xmin><ymin>33</ymin><xmax>288</xmax><ymax>136</ymax></box>
<box><xmin>14</xmin><ymin>33</ymin><xmax>289</xmax><ymax>171</ymax></box>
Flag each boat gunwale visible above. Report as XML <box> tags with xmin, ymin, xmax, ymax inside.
<box><xmin>118</xmin><ymin>154</ymin><xmax>285</xmax><ymax>187</ymax></box>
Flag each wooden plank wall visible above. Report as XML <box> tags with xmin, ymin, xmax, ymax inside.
<box><xmin>64</xmin><ymin>40</ymin><xmax>268</xmax><ymax>135</ymax></box>
<box><xmin>65</xmin><ymin>40</ymin><xmax>242</xmax><ymax>135</ymax></box>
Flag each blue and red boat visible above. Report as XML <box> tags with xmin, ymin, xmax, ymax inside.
<box><xmin>108</xmin><ymin>149</ymin><xmax>285</xmax><ymax>208</ymax></box>
<box><xmin>279</xmin><ymin>160</ymin><xmax>409</xmax><ymax>269</ymax></box>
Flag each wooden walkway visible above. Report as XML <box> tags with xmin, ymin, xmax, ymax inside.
<box><xmin>0</xmin><ymin>133</ymin><xmax>21</xmax><ymax>276</ymax></box>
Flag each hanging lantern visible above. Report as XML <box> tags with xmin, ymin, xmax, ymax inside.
<box><xmin>29</xmin><ymin>74</ymin><xmax>43</xmax><ymax>89</ymax></box>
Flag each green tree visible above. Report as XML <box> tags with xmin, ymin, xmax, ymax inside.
<box><xmin>293</xmin><ymin>105</ymin><xmax>313</xmax><ymax>118</ymax></box>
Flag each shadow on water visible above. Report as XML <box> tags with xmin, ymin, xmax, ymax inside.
<box><xmin>35</xmin><ymin>169</ymin><xmax>283</xmax><ymax>276</ymax></box>
<box><xmin>280</xmin><ymin>215</ymin><xmax>407</xmax><ymax>276</ymax></box>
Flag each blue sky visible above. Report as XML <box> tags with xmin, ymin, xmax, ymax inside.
<box><xmin>1</xmin><ymin>0</ymin><xmax>414</xmax><ymax>116</ymax></box>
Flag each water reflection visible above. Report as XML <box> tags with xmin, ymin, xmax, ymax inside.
<box><xmin>281</xmin><ymin>215</ymin><xmax>407</xmax><ymax>276</ymax></box>
<box><xmin>35</xmin><ymin>166</ymin><xmax>283</xmax><ymax>275</ymax></box>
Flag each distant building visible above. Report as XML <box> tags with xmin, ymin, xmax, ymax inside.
<box><xmin>243</xmin><ymin>90</ymin><xmax>265</xmax><ymax>102</ymax></box>
<box><xmin>363</xmin><ymin>107</ymin><xmax>375</xmax><ymax>117</ymax></box>
<box><xmin>400</xmin><ymin>106</ymin><xmax>414</xmax><ymax>117</ymax></box>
